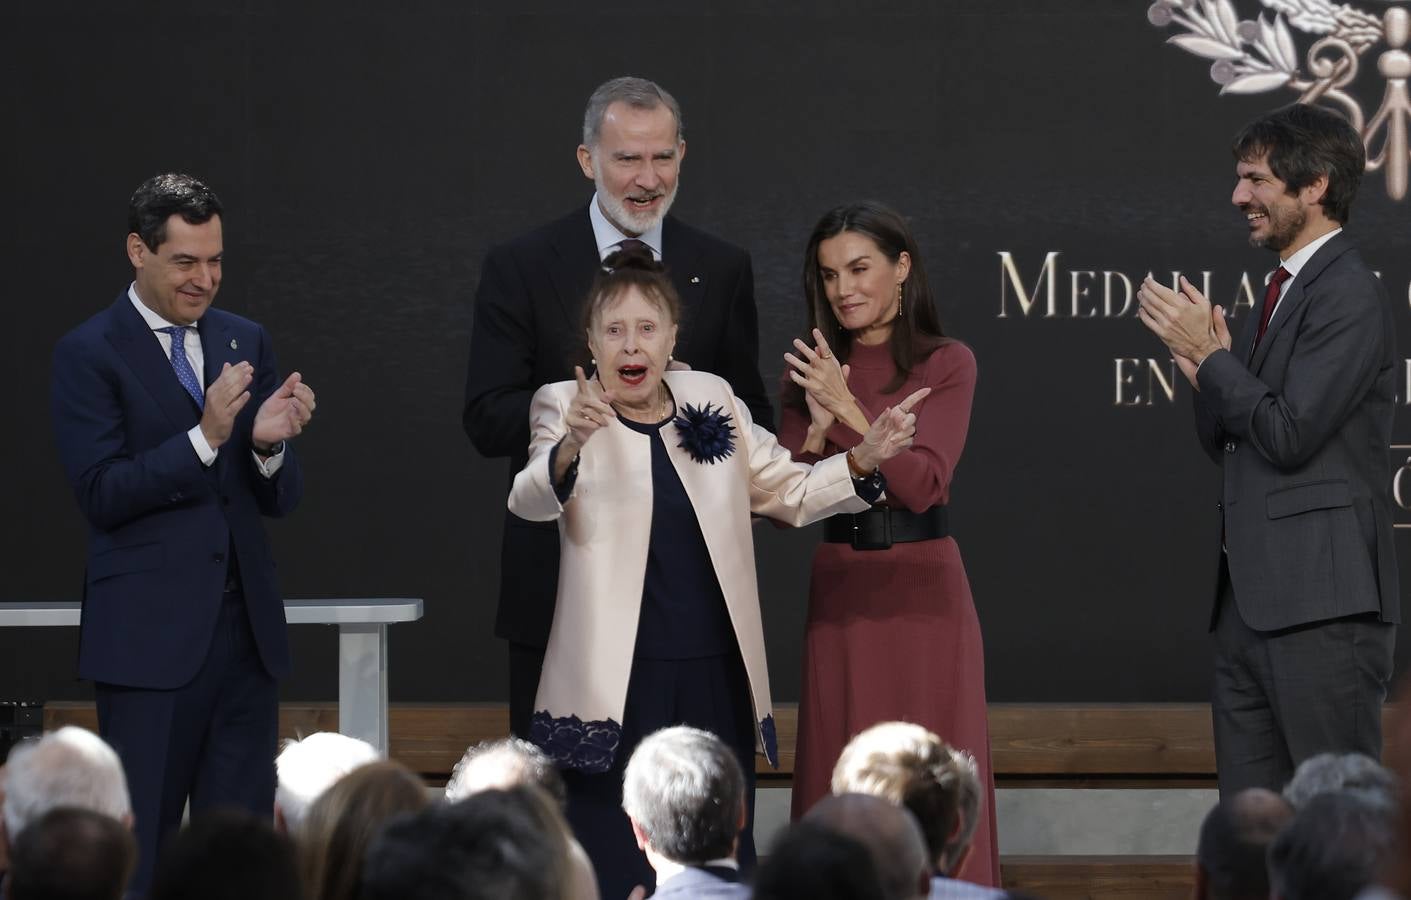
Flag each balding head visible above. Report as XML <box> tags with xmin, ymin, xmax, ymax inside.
<box><xmin>1196</xmin><ymin>788</ymin><xmax>1295</xmax><ymax>900</ymax></box>
<box><xmin>804</xmin><ymin>793</ymin><xmax>930</xmax><ymax>900</ymax></box>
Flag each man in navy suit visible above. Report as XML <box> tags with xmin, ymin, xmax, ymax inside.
<box><xmin>462</xmin><ymin>76</ymin><xmax>772</xmax><ymax>742</ymax></box>
<box><xmin>50</xmin><ymin>173</ymin><xmax>316</xmax><ymax>892</ymax></box>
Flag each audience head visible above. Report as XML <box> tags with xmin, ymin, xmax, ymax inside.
<box><xmin>621</xmin><ymin>726</ymin><xmax>746</xmax><ymax>866</ymax></box>
<box><xmin>1267</xmin><ymin>790</ymin><xmax>1395</xmax><ymax>900</ymax></box>
<box><xmin>1194</xmin><ymin>787</ymin><xmax>1293</xmax><ymax>900</ymax></box>
<box><xmin>5</xmin><ymin>806</ymin><xmax>136</xmax><ymax>900</ymax></box>
<box><xmin>2</xmin><ymin>727</ymin><xmax>132</xmax><ymax>849</ymax></box>
<box><xmin>830</xmin><ymin>721</ymin><xmax>981</xmax><ymax>877</ymax></box>
<box><xmin>1283</xmin><ymin>752</ymin><xmax>1397</xmax><ymax>813</ymax></box>
<box><xmin>804</xmin><ymin>793</ymin><xmax>930</xmax><ymax>900</ymax></box>
<box><xmin>299</xmin><ymin>759</ymin><xmax>429</xmax><ymax>900</ymax></box>
<box><xmin>149</xmin><ymin>810</ymin><xmax>301</xmax><ymax>900</ymax></box>
<box><xmin>578</xmin><ymin>76</ymin><xmax>684</xmax><ymax>236</ymax></box>
<box><xmin>274</xmin><ymin>731</ymin><xmax>379</xmax><ymax>834</ymax></box>
<box><xmin>362</xmin><ymin>785</ymin><xmax>571</xmax><ymax>900</ymax></box>
<box><xmin>752</xmin><ymin>821</ymin><xmax>887</xmax><ymax>900</ymax></box>
<box><xmin>445</xmin><ymin>737</ymin><xmax>566</xmax><ymax>808</ymax></box>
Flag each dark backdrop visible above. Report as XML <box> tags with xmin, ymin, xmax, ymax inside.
<box><xmin>6</xmin><ymin>1</ymin><xmax>1410</xmax><ymax>704</ymax></box>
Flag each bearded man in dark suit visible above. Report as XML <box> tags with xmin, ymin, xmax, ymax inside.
<box><xmin>462</xmin><ymin>76</ymin><xmax>772</xmax><ymax>739</ymax></box>
<box><xmin>1139</xmin><ymin>103</ymin><xmax>1399</xmax><ymax>795</ymax></box>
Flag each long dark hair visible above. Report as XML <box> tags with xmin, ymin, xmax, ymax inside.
<box><xmin>791</xmin><ymin>201</ymin><xmax>947</xmax><ymax>406</ymax></box>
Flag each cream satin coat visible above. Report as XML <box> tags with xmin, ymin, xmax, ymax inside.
<box><xmin>509</xmin><ymin>370</ymin><xmax>868</xmax><ymax>768</ymax></box>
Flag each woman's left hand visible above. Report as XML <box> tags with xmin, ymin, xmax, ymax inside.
<box><xmin>851</xmin><ymin>386</ymin><xmax>931</xmax><ymax>471</ymax></box>
<box><xmin>784</xmin><ymin>329</ymin><xmax>864</xmax><ymax>429</ymax></box>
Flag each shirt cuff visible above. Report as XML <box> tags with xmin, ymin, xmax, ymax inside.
<box><xmin>187</xmin><ymin>426</ymin><xmax>217</xmax><ymax>467</ymax></box>
<box><xmin>548</xmin><ymin>442</ymin><xmax>579</xmax><ymax>504</ymax></box>
<box><xmin>252</xmin><ymin>443</ymin><xmax>286</xmax><ymax>478</ymax></box>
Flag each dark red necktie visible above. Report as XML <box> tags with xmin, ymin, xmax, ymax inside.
<box><xmin>1253</xmin><ymin>266</ymin><xmax>1291</xmax><ymax>352</ymax></box>
<box><xmin>617</xmin><ymin>238</ymin><xmax>647</xmax><ymax>254</ymax></box>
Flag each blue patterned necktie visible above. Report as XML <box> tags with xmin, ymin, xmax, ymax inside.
<box><xmin>157</xmin><ymin>326</ymin><xmax>205</xmax><ymax>409</ymax></box>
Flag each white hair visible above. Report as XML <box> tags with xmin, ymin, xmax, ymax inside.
<box><xmin>2</xmin><ymin>726</ymin><xmax>131</xmax><ymax>837</ymax></box>
<box><xmin>445</xmin><ymin>737</ymin><xmax>565</xmax><ymax>807</ymax></box>
<box><xmin>274</xmin><ymin>732</ymin><xmax>379</xmax><ymax>832</ymax></box>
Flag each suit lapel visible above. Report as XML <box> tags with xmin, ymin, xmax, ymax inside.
<box><xmin>104</xmin><ymin>295</ymin><xmax>201</xmax><ymax>431</ymax></box>
<box><xmin>198</xmin><ymin>311</ymin><xmax>240</xmax><ymax>388</ymax></box>
<box><xmin>547</xmin><ymin>208</ymin><xmax>602</xmax><ymax>334</ymax></box>
<box><xmin>1248</xmin><ymin>234</ymin><xmax>1352</xmax><ymax>373</ymax></box>
<box><xmin>663</xmin><ymin>217</ymin><xmax>706</xmax><ymax>354</ymax></box>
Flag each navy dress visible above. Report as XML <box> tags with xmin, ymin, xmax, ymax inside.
<box><xmin>552</xmin><ymin>408</ymin><xmax>759</xmax><ymax>900</ymax></box>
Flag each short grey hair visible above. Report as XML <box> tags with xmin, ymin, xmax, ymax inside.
<box><xmin>274</xmin><ymin>732</ymin><xmax>379</xmax><ymax>833</ymax></box>
<box><xmin>2</xmin><ymin>726</ymin><xmax>132</xmax><ymax>837</ymax></box>
<box><xmin>1283</xmin><ymin>752</ymin><xmax>1398</xmax><ymax>813</ymax></box>
<box><xmin>445</xmin><ymin>737</ymin><xmax>566</xmax><ymax>809</ymax></box>
<box><xmin>1267</xmin><ymin>791</ymin><xmax>1395</xmax><ymax>900</ymax></box>
<box><xmin>621</xmin><ymin>726</ymin><xmax>744</xmax><ymax>864</ymax></box>
<box><xmin>582</xmin><ymin>76</ymin><xmax>684</xmax><ymax>148</ymax></box>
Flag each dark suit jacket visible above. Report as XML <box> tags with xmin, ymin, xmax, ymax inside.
<box><xmin>462</xmin><ymin>206</ymin><xmax>772</xmax><ymax>647</ymax></box>
<box><xmin>651</xmin><ymin>865</ymin><xmax>749</xmax><ymax>899</ymax></box>
<box><xmin>51</xmin><ymin>293</ymin><xmax>302</xmax><ymax>688</ymax></box>
<box><xmin>1195</xmin><ymin>233</ymin><xmax>1399</xmax><ymax>631</ymax></box>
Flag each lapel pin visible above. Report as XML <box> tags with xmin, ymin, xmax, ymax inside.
<box><xmin>690</xmin><ymin>276</ymin><xmax>700</xmax><ymax>284</ymax></box>
<box><xmin>229</xmin><ymin>338</ymin><xmax>238</xmax><ymax>350</ymax></box>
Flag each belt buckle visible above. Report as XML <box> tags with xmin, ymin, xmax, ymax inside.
<box><xmin>850</xmin><ymin>508</ymin><xmax>892</xmax><ymax>551</ymax></box>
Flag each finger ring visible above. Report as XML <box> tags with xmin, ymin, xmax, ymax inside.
<box><xmin>819</xmin><ymin>352</ymin><xmax>831</xmax><ymax>359</ymax></box>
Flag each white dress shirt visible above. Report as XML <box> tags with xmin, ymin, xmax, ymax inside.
<box><xmin>1266</xmin><ymin>226</ymin><xmax>1341</xmax><ymax>329</ymax></box>
<box><xmin>127</xmin><ymin>284</ymin><xmax>284</xmax><ymax>477</ymax></box>
<box><xmin>588</xmin><ymin>193</ymin><xmax>664</xmax><ymax>261</ymax></box>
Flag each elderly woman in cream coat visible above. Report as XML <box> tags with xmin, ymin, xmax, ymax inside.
<box><xmin>508</xmin><ymin>248</ymin><xmax>926</xmax><ymax>899</ymax></box>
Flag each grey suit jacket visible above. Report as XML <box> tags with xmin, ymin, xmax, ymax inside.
<box><xmin>651</xmin><ymin>865</ymin><xmax>749</xmax><ymax>899</ymax></box>
<box><xmin>1194</xmin><ymin>232</ymin><xmax>1399</xmax><ymax>631</ymax></box>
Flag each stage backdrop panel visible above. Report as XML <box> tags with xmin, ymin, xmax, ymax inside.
<box><xmin>5</xmin><ymin>0</ymin><xmax>1410</xmax><ymax>705</ymax></box>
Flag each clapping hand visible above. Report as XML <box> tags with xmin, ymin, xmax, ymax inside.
<box><xmin>785</xmin><ymin>329</ymin><xmax>859</xmax><ymax>427</ymax></box>
<box><xmin>1136</xmin><ymin>275</ymin><xmax>1231</xmax><ymax>388</ymax></box>
<box><xmin>253</xmin><ymin>372</ymin><xmax>315</xmax><ymax>451</ymax></box>
<box><xmin>850</xmin><ymin>387</ymin><xmax>930</xmax><ymax>471</ymax></box>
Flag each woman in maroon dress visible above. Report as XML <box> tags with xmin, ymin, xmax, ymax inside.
<box><xmin>779</xmin><ymin>201</ymin><xmax>998</xmax><ymax>887</ymax></box>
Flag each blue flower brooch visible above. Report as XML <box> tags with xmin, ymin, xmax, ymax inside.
<box><xmin>674</xmin><ymin>403</ymin><xmax>736</xmax><ymax>464</ymax></box>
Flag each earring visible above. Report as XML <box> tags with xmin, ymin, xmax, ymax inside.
<box><xmin>897</xmin><ymin>283</ymin><xmax>904</xmax><ymax>317</ymax></box>
<box><xmin>591</xmin><ymin>358</ymin><xmax>596</xmax><ymax>365</ymax></box>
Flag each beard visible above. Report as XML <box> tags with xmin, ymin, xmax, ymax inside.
<box><xmin>593</xmin><ymin>163</ymin><xmax>679</xmax><ymax>236</ymax></box>
<box><xmin>1248</xmin><ymin>198</ymin><xmax>1307</xmax><ymax>252</ymax></box>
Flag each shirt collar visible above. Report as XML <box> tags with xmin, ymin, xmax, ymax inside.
<box><xmin>588</xmin><ymin>193</ymin><xmax>664</xmax><ymax>261</ymax></box>
<box><xmin>128</xmin><ymin>283</ymin><xmax>190</xmax><ymax>332</ymax></box>
<box><xmin>654</xmin><ymin>857</ymin><xmax>738</xmax><ymax>886</ymax></box>
<box><xmin>1280</xmin><ymin>227</ymin><xmax>1341</xmax><ymax>280</ymax></box>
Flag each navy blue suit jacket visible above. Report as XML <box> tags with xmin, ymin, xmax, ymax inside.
<box><xmin>51</xmin><ymin>292</ymin><xmax>302</xmax><ymax>689</ymax></box>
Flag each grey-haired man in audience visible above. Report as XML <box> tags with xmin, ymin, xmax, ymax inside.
<box><xmin>621</xmin><ymin>727</ymin><xmax>749</xmax><ymax>898</ymax></box>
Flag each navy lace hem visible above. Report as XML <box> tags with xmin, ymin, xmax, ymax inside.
<box><xmin>761</xmin><ymin>713</ymin><xmax>779</xmax><ymax>769</ymax></box>
<box><xmin>530</xmin><ymin>710</ymin><xmax>623</xmax><ymax>774</ymax></box>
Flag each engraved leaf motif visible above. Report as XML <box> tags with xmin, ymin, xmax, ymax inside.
<box><xmin>1273</xmin><ymin>15</ymin><xmax>1299</xmax><ymax>70</ymax></box>
<box><xmin>1170</xmin><ymin>34</ymin><xmax>1247</xmax><ymax>60</ymax></box>
<box><xmin>1260</xmin><ymin>0</ymin><xmax>1336</xmax><ymax>34</ymax></box>
<box><xmin>1214</xmin><ymin>0</ymin><xmax>1242</xmax><ymax>44</ymax></box>
<box><xmin>1221</xmin><ymin>71</ymin><xmax>1295</xmax><ymax>93</ymax></box>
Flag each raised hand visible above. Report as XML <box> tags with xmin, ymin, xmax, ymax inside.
<box><xmin>253</xmin><ymin>372</ymin><xmax>315</xmax><ymax>451</ymax></box>
<box><xmin>784</xmin><ymin>328</ymin><xmax>866</xmax><ymax>431</ymax></box>
<box><xmin>564</xmin><ymin>366</ymin><xmax>616</xmax><ymax>450</ymax></box>
<box><xmin>199</xmin><ymin>361</ymin><xmax>253</xmax><ymax>450</ymax></box>
<box><xmin>851</xmin><ymin>386</ymin><xmax>930</xmax><ymax>471</ymax></box>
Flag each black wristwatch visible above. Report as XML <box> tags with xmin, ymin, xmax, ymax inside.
<box><xmin>254</xmin><ymin>440</ymin><xmax>285</xmax><ymax>458</ymax></box>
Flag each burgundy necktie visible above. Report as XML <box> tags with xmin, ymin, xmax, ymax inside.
<box><xmin>617</xmin><ymin>238</ymin><xmax>647</xmax><ymax>255</ymax></box>
<box><xmin>1252</xmin><ymin>266</ymin><xmax>1291</xmax><ymax>352</ymax></box>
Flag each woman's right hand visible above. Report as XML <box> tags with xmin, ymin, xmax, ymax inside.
<box><xmin>800</xmin><ymin>368</ymin><xmax>845</xmax><ymax>455</ymax></box>
<box><xmin>850</xmin><ymin>386</ymin><xmax>930</xmax><ymax>471</ymax></box>
<box><xmin>559</xmin><ymin>366</ymin><xmax>616</xmax><ymax>460</ymax></box>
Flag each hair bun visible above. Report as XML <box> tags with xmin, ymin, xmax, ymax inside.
<box><xmin>601</xmin><ymin>243</ymin><xmax>662</xmax><ymax>274</ymax></box>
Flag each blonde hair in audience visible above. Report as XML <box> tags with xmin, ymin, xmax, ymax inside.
<box><xmin>830</xmin><ymin>721</ymin><xmax>980</xmax><ymax>875</ymax></box>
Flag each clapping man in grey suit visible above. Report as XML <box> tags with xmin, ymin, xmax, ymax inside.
<box><xmin>1138</xmin><ymin>103</ymin><xmax>1399</xmax><ymax>796</ymax></box>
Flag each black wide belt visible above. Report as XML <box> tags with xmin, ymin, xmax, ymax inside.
<box><xmin>822</xmin><ymin>505</ymin><xmax>949</xmax><ymax>551</ymax></box>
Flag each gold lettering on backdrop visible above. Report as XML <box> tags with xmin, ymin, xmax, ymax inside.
<box><xmin>1114</xmin><ymin>358</ymin><xmax>1179</xmax><ymax>407</ymax></box>
<box><xmin>1071</xmin><ymin>271</ymin><xmax>1097</xmax><ymax>318</ymax></box>
<box><xmin>1233</xmin><ymin>272</ymin><xmax>1259</xmax><ymax>315</ymax></box>
<box><xmin>1404</xmin><ymin>359</ymin><xmax>1411</xmax><ymax>405</ymax></box>
<box><xmin>1105</xmin><ymin>271</ymin><xmax>1135</xmax><ymax>317</ymax></box>
<box><xmin>998</xmin><ymin>251</ymin><xmax>1059</xmax><ymax>318</ymax></box>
